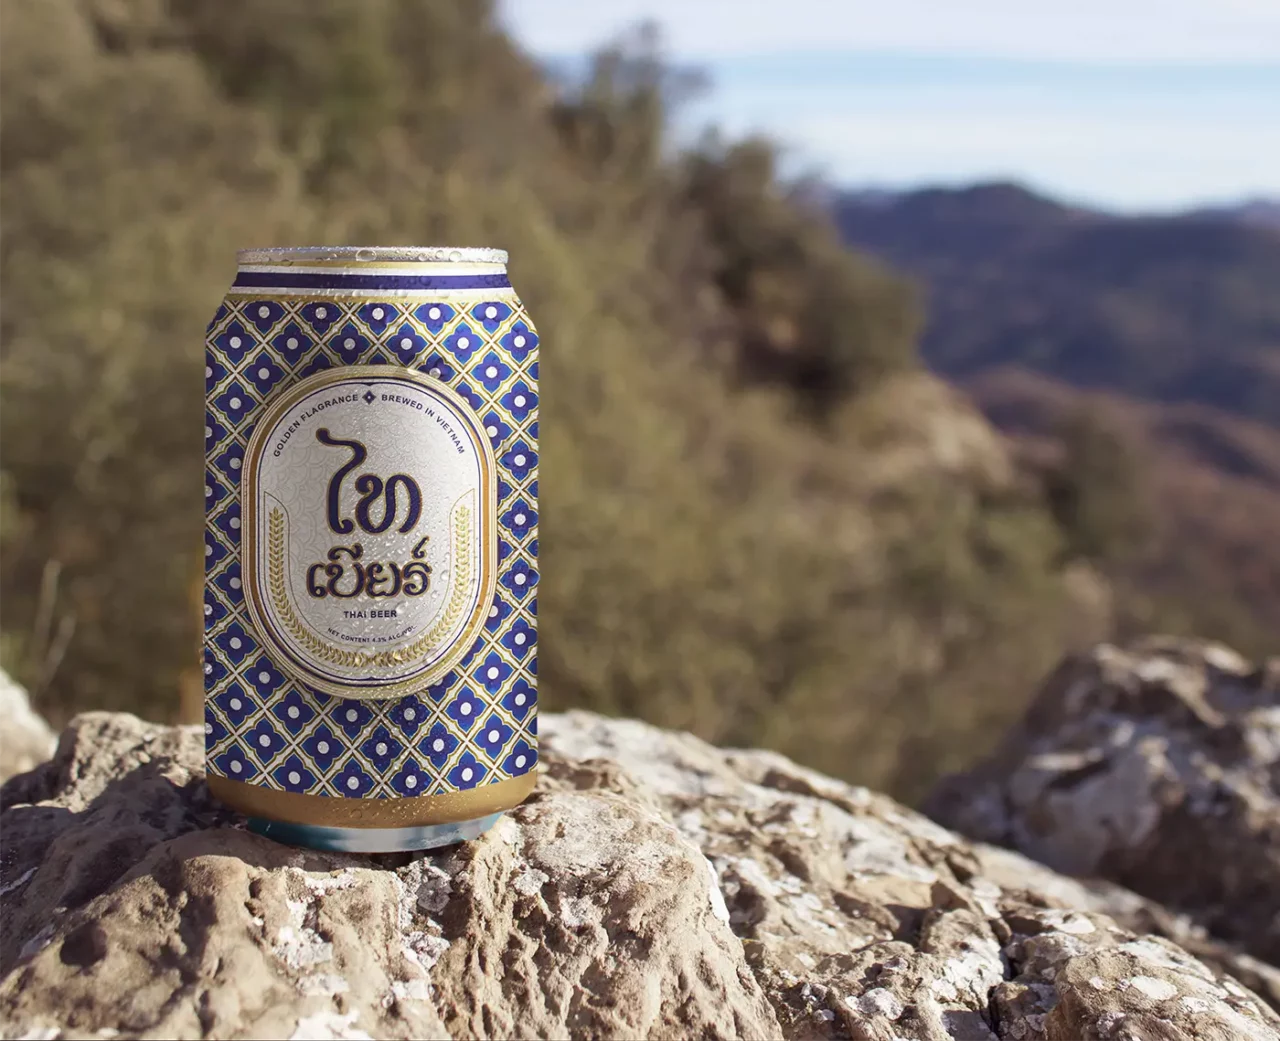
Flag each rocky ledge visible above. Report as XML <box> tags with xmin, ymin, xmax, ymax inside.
<box><xmin>2</xmin><ymin>690</ymin><xmax>1279</xmax><ymax>1039</ymax></box>
<box><xmin>928</xmin><ymin>637</ymin><xmax>1280</xmax><ymax>969</ymax></box>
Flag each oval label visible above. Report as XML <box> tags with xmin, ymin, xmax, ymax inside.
<box><xmin>242</xmin><ymin>366</ymin><xmax>496</xmax><ymax>698</ymax></box>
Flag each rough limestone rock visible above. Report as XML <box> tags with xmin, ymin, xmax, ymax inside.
<box><xmin>1</xmin><ymin>707</ymin><xmax>1278</xmax><ymax>1040</ymax></box>
<box><xmin>0</xmin><ymin>669</ymin><xmax>55</xmax><ymax>784</ymax></box>
<box><xmin>927</xmin><ymin>637</ymin><xmax>1280</xmax><ymax>968</ymax></box>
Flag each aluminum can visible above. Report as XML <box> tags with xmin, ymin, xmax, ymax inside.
<box><xmin>203</xmin><ymin>246</ymin><xmax>538</xmax><ymax>851</ymax></box>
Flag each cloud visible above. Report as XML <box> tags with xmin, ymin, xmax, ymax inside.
<box><xmin>501</xmin><ymin>0</ymin><xmax>1280</xmax><ymax>63</ymax></box>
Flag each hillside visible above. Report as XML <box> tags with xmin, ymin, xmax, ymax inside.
<box><xmin>0</xmin><ymin>0</ymin><xmax>1106</xmax><ymax>801</ymax></box>
<box><xmin>835</xmin><ymin>183</ymin><xmax>1280</xmax><ymax>657</ymax></box>
<box><xmin>966</xmin><ymin>368</ymin><xmax>1280</xmax><ymax>656</ymax></box>
<box><xmin>834</xmin><ymin>182</ymin><xmax>1280</xmax><ymax>426</ymax></box>
<box><xmin>1194</xmin><ymin>198</ymin><xmax>1280</xmax><ymax>231</ymax></box>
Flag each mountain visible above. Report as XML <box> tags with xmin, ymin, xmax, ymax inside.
<box><xmin>833</xmin><ymin>182</ymin><xmax>1280</xmax><ymax>427</ymax></box>
<box><xmin>966</xmin><ymin>367</ymin><xmax>1280</xmax><ymax>653</ymax></box>
<box><xmin>1193</xmin><ymin>198</ymin><xmax>1280</xmax><ymax>231</ymax></box>
<box><xmin>834</xmin><ymin>183</ymin><xmax>1280</xmax><ymax>656</ymax></box>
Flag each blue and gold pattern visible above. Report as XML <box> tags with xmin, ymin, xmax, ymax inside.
<box><xmin>205</xmin><ymin>263</ymin><xmax>538</xmax><ymax>800</ymax></box>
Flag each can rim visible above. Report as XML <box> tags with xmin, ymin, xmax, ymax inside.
<box><xmin>236</xmin><ymin>246</ymin><xmax>508</xmax><ymax>265</ymax></box>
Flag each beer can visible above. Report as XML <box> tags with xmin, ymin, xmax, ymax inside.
<box><xmin>203</xmin><ymin>247</ymin><xmax>538</xmax><ymax>852</ymax></box>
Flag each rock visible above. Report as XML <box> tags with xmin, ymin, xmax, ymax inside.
<box><xmin>0</xmin><ymin>711</ymin><xmax>775</xmax><ymax>1041</ymax></box>
<box><xmin>546</xmin><ymin>712</ymin><xmax>1280</xmax><ymax>1040</ymax></box>
<box><xmin>927</xmin><ymin>636</ymin><xmax>1280</xmax><ymax>967</ymax></box>
<box><xmin>0</xmin><ymin>668</ymin><xmax>55</xmax><ymax>784</ymax></box>
<box><xmin>1</xmin><ymin>707</ymin><xmax>1278</xmax><ymax>1040</ymax></box>
<box><xmin>971</xmin><ymin>842</ymin><xmax>1280</xmax><ymax>1013</ymax></box>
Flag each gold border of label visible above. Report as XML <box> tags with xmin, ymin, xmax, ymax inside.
<box><xmin>240</xmin><ymin>365</ymin><xmax>498</xmax><ymax>700</ymax></box>
<box><xmin>208</xmin><ymin>770</ymin><xmax>537</xmax><ymax>827</ymax></box>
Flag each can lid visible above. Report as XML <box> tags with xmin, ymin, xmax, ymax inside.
<box><xmin>236</xmin><ymin>246</ymin><xmax>508</xmax><ymax>265</ymax></box>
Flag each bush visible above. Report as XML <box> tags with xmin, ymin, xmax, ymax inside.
<box><xmin>0</xmin><ymin>0</ymin><xmax>1083</xmax><ymax>800</ymax></box>
<box><xmin>1045</xmin><ymin>407</ymin><xmax>1153</xmax><ymax>565</ymax></box>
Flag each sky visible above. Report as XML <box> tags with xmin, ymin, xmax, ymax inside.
<box><xmin>497</xmin><ymin>0</ymin><xmax>1280</xmax><ymax>213</ymax></box>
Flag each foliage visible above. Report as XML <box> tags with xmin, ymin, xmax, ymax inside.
<box><xmin>1044</xmin><ymin>407</ymin><xmax>1153</xmax><ymax>566</ymax></box>
<box><xmin>682</xmin><ymin>140</ymin><xmax>921</xmax><ymax>414</ymax></box>
<box><xmin>1</xmin><ymin>0</ymin><xmax>1087</xmax><ymax>801</ymax></box>
<box><xmin>838</xmin><ymin>185</ymin><xmax>1280</xmax><ymax>659</ymax></box>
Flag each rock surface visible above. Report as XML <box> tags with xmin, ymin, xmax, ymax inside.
<box><xmin>928</xmin><ymin>636</ymin><xmax>1280</xmax><ymax>968</ymax></box>
<box><xmin>0</xmin><ymin>705</ymin><xmax>1277</xmax><ymax>1040</ymax></box>
<box><xmin>0</xmin><ymin>668</ymin><xmax>55</xmax><ymax>785</ymax></box>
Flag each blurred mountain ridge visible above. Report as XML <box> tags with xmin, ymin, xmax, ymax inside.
<box><xmin>834</xmin><ymin>181</ymin><xmax>1280</xmax><ymax>424</ymax></box>
<box><xmin>836</xmin><ymin>182</ymin><xmax>1280</xmax><ymax>657</ymax></box>
<box><xmin>1192</xmin><ymin>198</ymin><xmax>1280</xmax><ymax>230</ymax></box>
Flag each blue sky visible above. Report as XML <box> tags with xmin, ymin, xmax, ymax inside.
<box><xmin>498</xmin><ymin>0</ymin><xmax>1280</xmax><ymax>213</ymax></box>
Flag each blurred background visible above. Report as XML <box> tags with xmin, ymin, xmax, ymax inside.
<box><xmin>1</xmin><ymin>0</ymin><xmax>1276</xmax><ymax>803</ymax></box>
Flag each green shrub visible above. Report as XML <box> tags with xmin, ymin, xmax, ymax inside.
<box><xmin>0</xmin><ymin>0</ymin><xmax>1083</xmax><ymax>800</ymax></box>
<box><xmin>1045</xmin><ymin>407</ymin><xmax>1153</xmax><ymax>565</ymax></box>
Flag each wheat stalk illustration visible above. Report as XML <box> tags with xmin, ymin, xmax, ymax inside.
<box><xmin>266</xmin><ymin>501</ymin><xmax>472</xmax><ymax>670</ymax></box>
